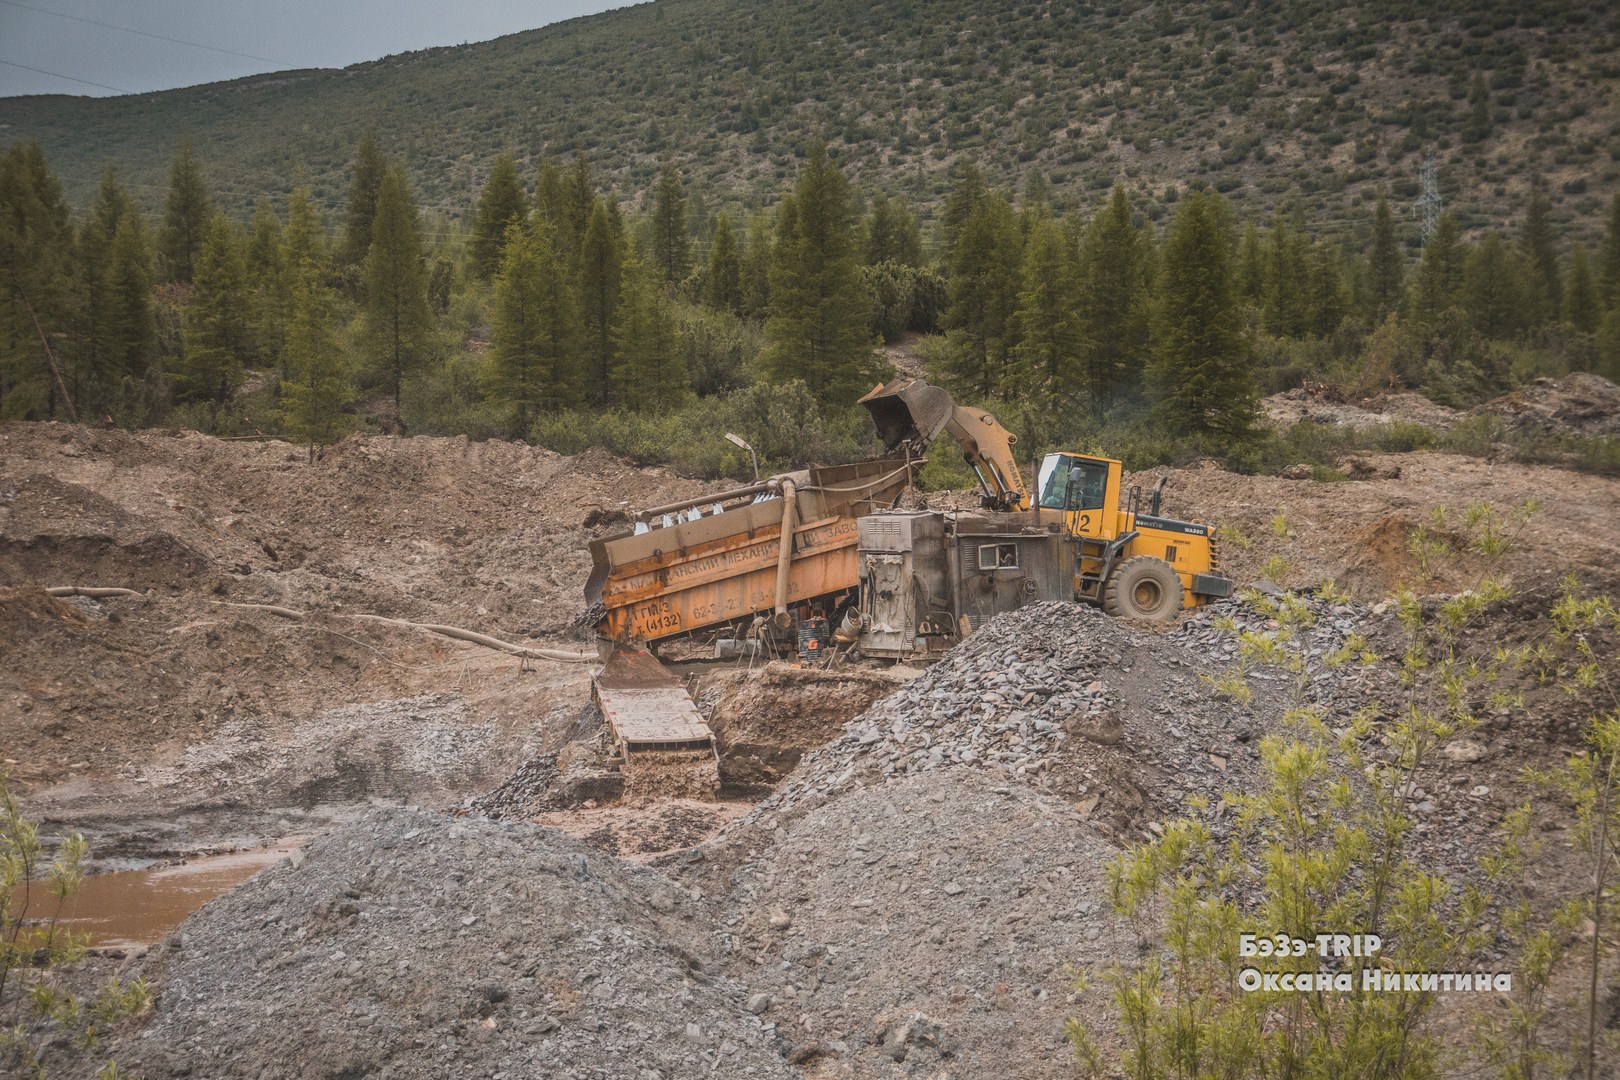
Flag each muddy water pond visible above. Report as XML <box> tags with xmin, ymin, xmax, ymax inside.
<box><xmin>18</xmin><ymin>844</ymin><xmax>300</xmax><ymax>949</ymax></box>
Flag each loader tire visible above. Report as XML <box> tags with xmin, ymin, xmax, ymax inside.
<box><xmin>1103</xmin><ymin>557</ymin><xmax>1183</xmax><ymax>621</ymax></box>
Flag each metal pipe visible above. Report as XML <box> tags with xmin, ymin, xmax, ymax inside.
<box><xmin>771</xmin><ymin>478</ymin><xmax>798</xmax><ymax>628</ymax></box>
<box><xmin>635</xmin><ymin>482</ymin><xmax>774</xmax><ymax>522</ymax></box>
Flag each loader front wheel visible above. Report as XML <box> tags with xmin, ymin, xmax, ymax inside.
<box><xmin>1103</xmin><ymin>557</ymin><xmax>1183</xmax><ymax>621</ymax></box>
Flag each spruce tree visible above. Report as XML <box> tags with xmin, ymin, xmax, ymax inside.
<box><xmin>940</xmin><ymin>188</ymin><xmax>1022</xmax><ymax>399</ymax></box>
<box><xmin>1408</xmin><ymin>211</ymin><xmax>1465</xmax><ymax>326</ymax></box>
<box><xmin>579</xmin><ymin>197</ymin><xmax>626</xmax><ymax>406</ymax></box>
<box><xmin>486</xmin><ymin>220</ymin><xmax>583</xmax><ymax>429</ymax></box>
<box><xmin>1564</xmin><ymin>245</ymin><xmax>1599</xmax><ymax>334</ymax></box>
<box><xmin>1011</xmin><ymin>209</ymin><xmax>1084</xmax><ymax>394</ymax></box>
<box><xmin>1520</xmin><ymin>190</ymin><xmax>1560</xmax><ymax>324</ymax></box>
<box><xmin>159</xmin><ymin>139</ymin><xmax>211</xmax><ymax>284</ymax></box>
<box><xmin>533</xmin><ymin>159</ymin><xmax>565</xmax><ymax>234</ymax></box>
<box><xmin>105</xmin><ymin>213</ymin><xmax>156</xmax><ymax>389</ymax></box>
<box><xmin>759</xmin><ymin>145</ymin><xmax>876</xmax><ymax>406</ymax></box>
<box><xmin>1076</xmin><ymin>184</ymin><xmax>1148</xmax><ymax>415</ymax></box>
<box><xmin>1462</xmin><ymin>233</ymin><xmax>1529</xmax><ymax>340</ymax></box>
<box><xmin>360</xmin><ymin>162</ymin><xmax>434</xmax><ymax>413</ymax></box>
<box><xmin>740</xmin><ymin>211</ymin><xmax>773</xmax><ymax>318</ymax></box>
<box><xmin>338</xmin><ymin>132</ymin><xmax>386</xmax><ymax>270</ymax></box>
<box><xmin>650</xmin><ymin>160</ymin><xmax>691</xmax><ymax>287</ymax></box>
<box><xmin>471</xmin><ymin>154</ymin><xmax>528</xmax><ymax>282</ymax></box>
<box><xmin>74</xmin><ymin>167</ymin><xmax>135</xmax><ymax>406</ymax></box>
<box><xmin>612</xmin><ymin>250</ymin><xmax>687</xmax><ymax>412</ymax></box>
<box><xmin>864</xmin><ymin>195</ymin><xmax>923</xmax><ymax>267</ymax></box>
<box><xmin>280</xmin><ymin>259</ymin><xmax>351</xmax><ymax>461</ymax></box>
<box><xmin>1304</xmin><ymin>240</ymin><xmax>1349</xmax><ymax>339</ymax></box>
<box><xmin>1151</xmin><ymin>190</ymin><xmax>1255</xmax><ymax>445</ymax></box>
<box><xmin>1263</xmin><ymin>212</ymin><xmax>1308</xmax><ymax>337</ymax></box>
<box><xmin>561</xmin><ymin>154</ymin><xmax>596</xmax><ymax>267</ymax></box>
<box><xmin>706</xmin><ymin>214</ymin><xmax>742</xmax><ymax>313</ymax></box>
<box><xmin>180</xmin><ymin>213</ymin><xmax>250</xmax><ymax>412</ymax></box>
<box><xmin>1365</xmin><ymin>192</ymin><xmax>1405</xmax><ymax>321</ymax></box>
<box><xmin>0</xmin><ymin>142</ymin><xmax>75</xmax><ymax>419</ymax></box>
<box><xmin>939</xmin><ymin>162</ymin><xmax>989</xmax><ymax>262</ymax></box>
<box><xmin>283</xmin><ymin>186</ymin><xmax>325</xmax><ymax>280</ymax></box>
<box><xmin>1235</xmin><ymin>222</ymin><xmax>1265</xmax><ymax>306</ymax></box>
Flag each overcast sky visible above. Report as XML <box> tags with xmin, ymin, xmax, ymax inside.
<box><xmin>0</xmin><ymin>0</ymin><xmax>631</xmax><ymax>98</ymax></box>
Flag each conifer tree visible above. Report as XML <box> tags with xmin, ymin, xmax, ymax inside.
<box><xmin>247</xmin><ymin>199</ymin><xmax>288</xmax><ymax>375</ymax></box>
<box><xmin>1235</xmin><ymin>222</ymin><xmax>1265</xmax><ymax>306</ymax></box>
<box><xmin>561</xmin><ymin>154</ymin><xmax>596</xmax><ymax>267</ymax></box>
<box><xmin>1598</xmin><ymin>193</ymin><xmax>1620</xmax><ymax>313</ymax></box>
<box><xmin>1464</xmin><ymin>70</ymin><xmax>1492</xmax><ymax>143</ymax></box>
<box><xmin>1263</xmin><ymin>212</ymin><xmax>1308</xmax><ymax>337</ymax></box>
<box><xmin>739</xmin><ymin>211</ymin><xmax>773</xmax><ymax>318</ymax></box>
<box><xmin>863</xmin><ymin>195</ymin><xmax>923</xmax><ymax>267</ymax></box>
<box><xmin>1520</xmin><ymin>189</ymin><xmax>1560</xmax><ymax>324</ymax></box>
<box><xmin>533</xmin><ymin>159</ymin><xmax>565</xmax><ymax>234</ymax></box>
<box><xmin>0</xmin><ymin>142</ymin><xmax>75</xmax><ymax>419</ymax></box>
<box><xmin>338</xmin><ymin>133</ymin><xmax>386</xmax><ymax>270</ymax></box>
<box><xmin>280</xmin><ymin>259</ymin><xmax>351</xmax><ymax>461</ymax></box>
<box><xmin>361</xmin><ymin>162</ymin><xmax>434</xmax><ymax>413</ymax></box>
<box><xmin>471</xmin><ymin>154</ymin><xmax>528</xmax><ymax>282</ymax></box>
<box><xmin>940</xmin><ymin>187</ymin><xmax>1021</xmax><ymax>399</ymax></box>
<box><xmin>1409</xmin><ymin>211</ymin><xmax>1465</xmax><ymax>326</ymax></box>
<box><xmin>1011</xmin><ymin>209</ymin><xmax>1084</xmax><ymax>394</ymax></box>
<box><xmin>1076</xmin><ymin>184</ymin><xmax>1148</xmax><ymax>416</ymax></box>
<box><xmin>1365</xmin><ymin>192</ymin><xmax>1405</xmax><ymax>321</ymax></box>
<box><xmin>73</xmin><ymin>167</ymin><xmax>135</xmax><ymax>405</ymax></box>
<box><xmin>939</xmin><ymin>162</ymin><xmax>989</xmax><ymax>262</ymax></box>
<box><xmin>706</xmin><ymin>214</ymin><xmax>742</xmax><ymax>314</ymax></box>
<box><xmin>612</xmin><ymin>250</ymin><xmax>687</xmax><ymax>412</ymax></box>
<box><xmin>283</xmin><ymin>186</ymin><xmax>325</xmax><ymax>279</ymax></box>
<box><xmin>650</xmin><ymin>160</ymin><xmax>691</xmax><ymax>287</ymax></box>
<box><xmin>760</xmin><ymin>145</ymin><xmax>875</xmax><ymax>406</ymax></box>
<box><xmin>486</xmin><ymin>220</ymin><xmax>582</xmax><ymax>428</ymax></box>
<box><xmin>180</xmin><ymin>213</ymin><xmax>250</xmax><ymax>412</ymax></box>
<box><xmin>159</xmin><ymin>139</ymin><xmax>211</xmax><ymax>284</ymax></box>
<box><xmin>1151</xmin><ymin>190</ymin><xmax>1255</xmax><ymax>444</ymax></box>
<box><xmin>579</xmin><ymin>197</ymin><xmax>626</xmax><ymax>406</ymax></box>
<box><xmin>1564</xmin><ymin>245</ymin><xmax>1599</xmax><ymax>334</ymax></box>
<box><xmin>105</xmin><ymin>214</ymin><xmax>156</xmax><ymax>387</ymax></box>
<box><xmin>1303</xmin><ymin>240</ymin><xmax>1349</xmax><ymax>339</ymax></box>
<box><xmin>1463</xmin><ymin>232</ymin><xmax>1529</xmax><ymax>340</ymax></box>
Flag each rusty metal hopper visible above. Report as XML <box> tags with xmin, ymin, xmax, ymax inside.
<box><xmin>585</xmin><ymin>458</ymin><xmax>918</xmax><ymax>646</ymax></box>
<box><xmin>858</xmin><ymin>378</ymin><xmax>955</xmax><ymax>451</ymax></box>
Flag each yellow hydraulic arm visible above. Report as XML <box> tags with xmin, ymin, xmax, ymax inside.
<box><xmin>858</xmin><ymin>378</ymin><xmax>1030</xmax><ymax>512</ymax></box>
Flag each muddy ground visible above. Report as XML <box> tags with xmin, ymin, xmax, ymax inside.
<box><xmin>3</xmin><ymin>391</ymin><xmax>1620</xmax><ymax>1076</ymax></box>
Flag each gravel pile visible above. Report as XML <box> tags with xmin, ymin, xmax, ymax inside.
<box><xmin>113</xmin><ymin>808</ymin><xmax>795</xmax><ymax>1080</ymax></box>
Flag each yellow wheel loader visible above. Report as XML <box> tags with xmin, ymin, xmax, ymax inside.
<box><xmin>858</xmin><ymin>378</ymin><xmax>1232</xmax><ymax>621</ymax></box>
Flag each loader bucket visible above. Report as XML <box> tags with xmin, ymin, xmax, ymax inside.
<box><xmin>859</xmin><ymin>378</ymin><xmax>955</xmax><ymax>451</ymax></box>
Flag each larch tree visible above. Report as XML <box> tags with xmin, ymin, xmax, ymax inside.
<box><xmin>280</xmin><ymin>258</ymin><xmax>351</xmax><ymax>462</ymax></box>
<box><xmin>486</xmin><ymin>220</ymin><xmax>582</xmax><ymax>430</ymax></box>
<box><xmin>338</xmin><ymin>132</ymin><xmax>386</xmax><ymax>271</ymax></box>
<box><xmin>1077</xmin><ymin>184</ymin><xmax>1149</xmax><ymax>416</ymax></box>
<box><xmin>180</xmin><ymin>213</ymin><xmax>251</xmax><ymax>414</ymax></box>
<box><xmin>1</xmin><ymin>142</ymin><xmax>76</xmax><ymax>419</ymax></box>
<box><xmin>650</xmin><ymin>160</ymin><xmax>691</xmax><ymax>287</ymax></box>
<box><xmin>159</xmin><ymin>139</ymin><xmax>211</xmax><ymax>284</ymax></box>
<box><xmin>1408</xmin><ymin>211</ymin><xmax>1465</xmax><ymax>326</ymax></box>
<box><xmin>612</xmin><ymin>250</ymin><xmax>687</xmax><ymax>412</ymax></box>
<box><xmin>706</xmin><ymin>214</ymin><xmax>742</xmax><ymax>314</ymax></box>
<box><xmin>759</xmin><ymin>144</ymin><xmax>875</xmax><ymax>407</ymax></box>
<box><xmin>360</xmin><ymin>162</ymin><xmax>434</xmax><ymax>414</ymax></box>
<box><xmin>532</xmin><ymin>159</ymin><xmax>566</xmax><ymax>237</ymax></box>
<box><xmin>282</xmin><ymin>186</ymin><xmax>326</xmax><ymax>282</ymax></box>
<box><xmin>471</xmin><ymin>154</ymin><xmax>528</xmax><ymax>282</ymax></box>
<box><xmin>578</xmin><ymin>196</ymin><xmax>626</xmax><ymax>406</ymax></box>
<box><xmin>247</xmin><ymin>198</ymin><xmax>288</xmax><ymax>377</ymax></box>
<box><xmin>1303</xmin><ymin>240</ymin><xmax>1349</xmax><ymax>339</ymax></box>
<box><xmin>863</xmin><ymin>195</ymin><xmax>923</xmax><ymax>267</ymax></box>
<box><xmin>739</xmin><ymin>211</ymin><xmax>773</xmax><ymax>318</ymax></box>
<box><xmin>1463</xmin><ymin>233</ymin><xmax>1529</xmax><ymax>340</ymax></box>
<box><xmin>1263</xmin><ymin>212</ymin><xmax>1308</xmax><ymax>338</ymax></box>
<box><xmin>1150</xmin><ymin>190</ymin><xmax>1256</xmax><ymax>445</ymax></box>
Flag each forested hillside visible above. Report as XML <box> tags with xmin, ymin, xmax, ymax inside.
<box><xmin>2</xmin><ymin>0</ymin><xmax>1618</xmax><ymax>240</ymax></box>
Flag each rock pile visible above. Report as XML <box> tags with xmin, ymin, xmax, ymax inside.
<box><xmin>114</xmin><ymin>807</ymin><xmax>795</xmax><ymax>1080</ymax></box>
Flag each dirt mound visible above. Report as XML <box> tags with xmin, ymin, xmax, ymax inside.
<box><xmin>1473</xmin><ymin>372</ymin><xmax>1620</xmax><ymax>437</ymax></box>
<box><xmin>1262</xmin><ymin>387</ymin><xmax>1461</xmax><ymax>431</ymax></box>
<box><xmin>105</xmin><ymin>807</ymin><xmax>795</xmax><ymax>1080</ymax></box>
<box><xmin>0</xmin><ymin>474</ymin><xmax>209</xmax><ymax>589</ymax></box>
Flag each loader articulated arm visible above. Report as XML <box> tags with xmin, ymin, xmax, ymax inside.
<box><xmin>858</xmin><ymin>378</ymin><xmax>1031</xmax><ymax>512</ymax></box>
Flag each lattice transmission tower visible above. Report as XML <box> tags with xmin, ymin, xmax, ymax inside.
<box><xmin>1416</xmin><ymin>151</ymin><xmax>1442</xmax><ymax>243</ymax></box>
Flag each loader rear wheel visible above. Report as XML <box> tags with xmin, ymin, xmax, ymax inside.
<box><xmin>1103</xmin><ymin>557</ymin><xmax>1183</xmax><ymax>621</ymax></box>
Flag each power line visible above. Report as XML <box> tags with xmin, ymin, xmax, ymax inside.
<box><xmin>0</xmin><ymin>0</ymin><xmax>292</xmax><ymax>67</ymax></box>
<box><xmin>0</xmin><ymin>57</ymin><xmax>129</xmax><ymax>93</ymax></box>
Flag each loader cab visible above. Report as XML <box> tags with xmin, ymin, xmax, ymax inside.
<box><xmin>1036</xmin><ymin>452</ymin><xmax>1123</xmax><ymax>541</ymax></box>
